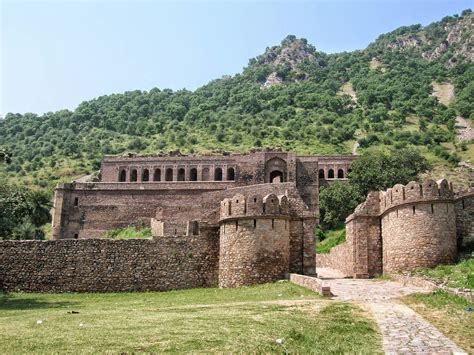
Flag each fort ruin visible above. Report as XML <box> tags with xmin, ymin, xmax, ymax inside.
<box><xmin>0</xmin><ymin>150</ymin><xmax>473</xmax><ymax>293</ymax></box>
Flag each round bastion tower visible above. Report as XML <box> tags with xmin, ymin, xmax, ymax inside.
<box><xmin>218</xmin><ymin>193</ymin><xmax>291</xmax><ymax>288</ymax></box>
<box><xmin>381</xmin><ymin>179</ymin><xmax>457</xmax><ymax>274</ymax></box>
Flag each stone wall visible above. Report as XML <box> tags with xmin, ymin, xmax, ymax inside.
<box><xmin>289</xmin><ymin>274</ymin><xmax>331</xmax><ymax>296</ymax></box>
<box><xmin>317</xmin><ymin>179</ymin><xmax>470</xmax><ymax>278</ymax></box>
<box><xmin>382</xmin><ymin>202</ymin><xmax>457</xmax><ymax>273</ymax></box>
<box><xmin>51</xmin><ymin>182</ymin><xmax>233</xmax><ymax>239</ymax></box>
<box><xmin>316</xmin><ymin>242</ymin><xmax>353</xmax><ymax>277</ymax></box>
<box><xmin>455</xmin><ymin>189</ymin><xmax>474</xmax><ymax>249</ymax></box>
<box><xmin>381</xmin><ymin>180</ymin><xmax>457</xmax><ymax>274</ymax></box>
<box><xmin>218</xmin><ymin>193</ymin><xmax>291</xmax><ymax>287</ymax></box>
<box><xmin>0</xmin><ymin>232</ymin><xmax>219</xmax><ymax>292</ymax></box>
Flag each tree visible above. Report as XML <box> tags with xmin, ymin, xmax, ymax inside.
<box><xmin>0</xmin><ymin>149</ymin><xmax>11</xmax><ymax>164</ymax></box>
<box><xmin>348</xmin><ymin>147</ymin><xmax>431</xmax><ymax>197</ymax></box>
<box><xmin>319</xmin><ymin>182</ymin><xmax>361</xmax><ymax>229</ymax></box>
<box><xmin>0</xmin><ymin>183</ymin><xmax>51</xmax><ymax>240</ymax></box>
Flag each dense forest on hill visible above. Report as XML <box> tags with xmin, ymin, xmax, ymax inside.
<box><xmin>0</xmin><ymin>9</ymin><xmax>473</xmax><ymax>191</ymax></box>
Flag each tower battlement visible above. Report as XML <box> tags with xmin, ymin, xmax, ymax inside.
<box><xmin>220</xmin><ymin>193</ymin><xmax>290</xmax><ymax>220</ymax></box>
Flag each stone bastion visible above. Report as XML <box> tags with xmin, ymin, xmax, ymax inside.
<box><xmin>318</xmin><ymin>179</ymin><xmax>474</xmax><ymax>278</ymax></box>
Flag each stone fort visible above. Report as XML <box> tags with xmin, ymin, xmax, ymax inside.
<box><xmin>0</xmin><ymin>150</ymin><xmax>472</xmax><ymax>292</ymax></box>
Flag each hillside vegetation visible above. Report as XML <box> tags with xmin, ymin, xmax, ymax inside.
<box><xmin>0</xmin><ymin>10</ymin><xmax>473</xmax><ymax>191</ymax></box>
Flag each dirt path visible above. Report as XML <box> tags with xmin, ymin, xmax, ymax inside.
<box><xmin>317</xmin><ymin>267</ymin><xmax>466</xmax><ymax>354</ymax></box>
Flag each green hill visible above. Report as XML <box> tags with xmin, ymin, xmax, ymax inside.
<box><xmin>1</xmin><ymin>9</ymin><xmax>473</xmax><ymax>190</ymax></box>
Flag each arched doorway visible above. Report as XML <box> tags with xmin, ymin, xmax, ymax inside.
<box><xmin>270</xmin><ymin>170</ymin><xmax>283</xmax><ymax>183</ymax></box>
<box><xmin>264</xmin><ymin>157</ymin><xmax>287</xmax><ymax>183</ymax></box>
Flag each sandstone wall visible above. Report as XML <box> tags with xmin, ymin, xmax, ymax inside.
<box><xmin>455</xmin><ymin>190</ymin><xmax>474</xmax><ymax>249</ymax></box>
<box><xmin>382</xmin><ymin>202</ymin><xmax>457</xmax><ymax>274</ymax></box>
<box><xmin>316</xmin><ymin>180</ymin><xmax>468</xmax><ymax>278</ymax></box>
<box><xmin>316</xmin><ymin>242</ymin><xmax>353</xmax><ymax>277</ymax></box>
<box><xmin>218</xmin><ymin>193</ymin><xmax>291</xmax><ymax>287</ymax></box>
<box><xmin>52</xmin><ymin>182</ymin><xmax>232</xmax><ymax>239</ymax></box>
<box><xmin>219</xmin><ymin>218</ymin><xmax>290</xmax><ymax>287</ymax></box>
<box><xmin>0</xmin><ymin>232</ymin><xmax>219</xmax><ymax>292</ymax></box>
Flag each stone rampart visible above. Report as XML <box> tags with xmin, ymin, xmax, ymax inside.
<box><xmin>381</xmin><ymin>180</ymin><xmax>457</xmax><ymax>273</ymax></box>
<box><xmin>218</xmin><ymin>193</ymin><xmax>291</xmax><ymax>288</ymax></box>
<box><xmin>455</xmin><ymin>188</ymin><xmax>474</xmax><ymax>249</ymax></box>
<box><xmin>0</xmin><ymin>234</ymin><xmax>219</xmax><ymax>292</ymax></box>
<box><xmin>316</xmin><ymin>179</ymin><xmax>470</xmax><ymax>278</ymax></box>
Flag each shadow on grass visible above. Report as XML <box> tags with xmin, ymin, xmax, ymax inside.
<box><xmin>0</xmin><ymin>293</ymin><xmax>78</xmax><ymax>311</ymax></box>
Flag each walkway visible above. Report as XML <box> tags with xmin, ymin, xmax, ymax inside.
<box><xmin>317</xmin><ymin>267</ymin><xmax>467</xmax><ymax>354</ymax></box>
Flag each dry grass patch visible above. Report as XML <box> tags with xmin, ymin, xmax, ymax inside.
<box><xmin>431</xmin><ymin>81</ymin><xmax>455</xmax><ymax>106</ymax></box>
<box><xmin>337</xmin><ymin>82</ymin><xmax>357</xmax><ymax>102</ymax></box>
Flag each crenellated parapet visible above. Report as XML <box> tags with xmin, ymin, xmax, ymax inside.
<box><xmin>218</xmin><ymin>192</ymin><xmax>292</xmax><ymax>288</ymax></box>
<box><xmin>380</xmin><ymin>179</ymin><xmax>454</xmax><ymax>214</ymax></box>
<box><xmin>219</xmin><ymin>193</ymin><xmax>290</xmax><ymax>221</ymax></box>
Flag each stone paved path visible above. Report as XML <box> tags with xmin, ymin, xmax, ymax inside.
<box><xmin>317</xmin><ymin>268</ymin><xmax>467</xmax><ymax>354</ymax></box>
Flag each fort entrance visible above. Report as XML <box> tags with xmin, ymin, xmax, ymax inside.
<box><xmin>265</xmin><ymin>157</ymin><xmax>287</xmax><ymax>183</ymax></box>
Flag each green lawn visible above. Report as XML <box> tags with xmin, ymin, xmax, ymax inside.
<box><xmin>412</xmin><ymin>258</ymin><xmax>474</xmax><ymax>289</ymax></box>
<box><xmin>403</xmin><ymin>291</ymin><xmax>474</xmax><ymax>354</ymax></box>
<box><xmin>1</xmin><ymin>282</ymin><xmax>381</xmax><ymax>353</ymax></box>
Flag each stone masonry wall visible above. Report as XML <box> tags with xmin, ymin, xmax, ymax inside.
<box><xmin>316</xmin><ymin>242</ymin><xmax>353</xmax><ymax>277</ymax></box>
<box><xmin>455</xmin><ymin>190</ymin><xmax>474</xmax><ymax>249</ymax></box>
<box><xmin>0</xmin><ymin>232</ymin><xmax>219</xmax><ymax>292</ymax></box>
<box><xmin>218</xmin><ymin>193</ymin><xmax>291</xmax><ymax>287</ymax></box>
<box><xmin>317</xmin><ymin>180</ymin><xmax>468</xmax><ymax>278</ymax></box>
<box><xmin>219</xmin><ymin>218</ymin><xmax>290</xmax><ymax>287</ymax></box>
<box><xmin>382</xmin><ymin>202</ymin><xmax>457</xmax><ymax>273</ymax></box>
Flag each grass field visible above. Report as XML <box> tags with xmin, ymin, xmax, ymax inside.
<box><xmin>0</xmin><ymin>282</ymin><xmax>381</xmax><ymax>353</ymax></box>
<box><xmin>412</xmin><ymin>258</ymin><xmax>474</xmax><ymax>289</ymax></box>
<box><xmin>403</xmin><ymin>291</ymin><xmax>474</xmax><ymax>353</ymax></box>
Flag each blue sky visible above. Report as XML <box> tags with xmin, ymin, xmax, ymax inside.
<box><xmin>1</xmin><ymin>0</ymin><xmax>471</xmax><ymax>115</ymax></box>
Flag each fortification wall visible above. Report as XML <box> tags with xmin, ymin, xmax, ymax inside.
<box><xmin>316</xmin><ymin>241</ymin><xmax>353</xmax><ymax>277</ymax></box>
<box><xmin>52</xmin><ymin>183</ymin><xmax>230</xmax><ymax>239</ymax></box>
<box><xmin>0</xmin><ymin>230</ymin><xmax>219</xmax><ymax>292</ymax></box>
<box><xmin>455</xmin><ymin>189</ymin><xmax>474</xmax><ymax>249</ymax></box>
<box><xmin>381</xmin><ymin>179</ymin><xmax>457</xmax><ymax>274</ymax></box>
<box><xmin>317</xmin><ymin>192</ymin><xmax>382</xmax><ymax>278</ymax></box>
<box><xmin>218</xmin><ymin>193</ymin><xmax>291</xmax><ymax>287</ymax></box>
<box><xmin>317</xmin><ymin>180</ymin><xmax>468</xmax><ymax>278</ymax></box>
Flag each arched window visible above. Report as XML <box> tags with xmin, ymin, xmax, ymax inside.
<box><xmin>130</xmin><ymin>169</ymin><xmax>138</xmax><ymax>182</ymax></box>
<box><xmin>142</xmin><ymin>169</ymin><xmax>149</xmax><ymax>182</ymax></box>
<box><xmin>165</xmin><ymin>168</ymin><xmax>173</xmax><ymax>181</ymax></box>
<box><xmin>214</xmin><ymin>167</ymin><xmax>223</xmax><ymax>181</ymax></box>
<box><xmin>227</xmin><ymin>167</ymin><xmax>235</xmax><ymax>181</ymax></box>
<box><xmin>190</xmin><ymin>168</ymin><xmax>198</xmax><ymax>181</ymax></box>
<box><xmin>318</xmin><ymin>169</ymin><xmax>325</xmax><ymax>179</ymax></box>
<box><xmin>202</xmin><ymin>167</ymin><xmax>209</xmax><ymax>181</ymax></box>
<box><xmin>153</xmin><ymin>168</ymin><xmax>161</xmax><ymax>181</ymax></box>
<box><xmin>177</xmin><ymin>168</ymin><xmax>185</xmax><ymax>181</ymax></box>
<box><xmin>337</xmin><ymin>169</ymin><xmax>344</xmax><ymax>179</ymax></box>
<box><xmin>119</xmin><ymin>169</ymin><xmax>127</xmax><ymax>182</ymax></box>
<box><xmin>347</xmin><ymin>168</ymin><xmax>352</xmax><ymax>176</ymax></box>
<box><xmin>328</xmin><ymin>169</ymin><xmax>334</xmax><ymax>179</ymax></box>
